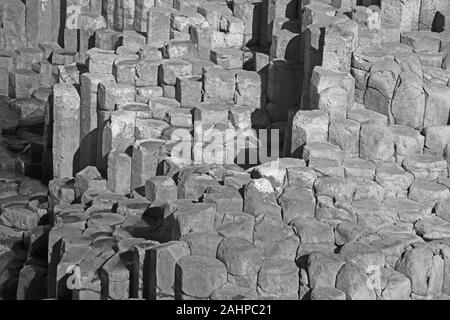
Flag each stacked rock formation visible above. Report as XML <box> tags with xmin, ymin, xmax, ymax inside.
<box><xmin>1</xmin><ymin>0</ymin><xmax>450</xmax><ymax>301</ymax></box>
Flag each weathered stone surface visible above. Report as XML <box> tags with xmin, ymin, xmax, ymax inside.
<box><xmin>52</xmin><ymin>83</ymin><xmax>80</xmax><ymax>179</ymax></box>
<box><xmin>375</xmin><ymin>162</ymin><xmax>414</xmax><ymax>199</ymax></box>
<box><xmin>381</xmin><ymin>0</ymin><xmax>421</xmax><ymax>32</ymax></box>
<box><xmin>0</xmin><ymin>204</ymin><xmax>39</xmax><ymax>230</ymax></box>
<box><xmin>436</xmin><ymin>198</ymin><xmax>450</xmax><ymax>223</ymax></box>
<box><xmin>343</xmin><ymin>159</ymin><xmax>376</xmax><ymax>179</ymax></box>
<box><xmin>379</xmin><ymin>268</ymin><xmax>412</xmax><ymax>300</ymax></box>
<box><xmin>425</xmin><ymin>126</ymin><xmax>450</xmax><ymax>156</ymax></box>
<box><xmin>322</xmin><ymin>17</ymin><xmax>358</xmax><ymax>72</ymax></box>
<box><xmin>353</xmin><ymin>199</ymin><xmax>398</xmax><ymax>231</ymax></box>
<box><xmin>131</xmin><ymin>139</ymin><xmax>165</xmax><ymax>191</ymax></box>
<box><xmin>395</xmin><ymin>246</ymin><xmax>441</xmax><ymax>297</ymax></box>
<box><xmin>243</xmin><ymin>178</ymin><xmax>281</xmax><ymax>218</ymax></box>
<box><xmin>291</xmin><ymin>110</ymin><xmax>329</xmax><ymax>157</ymax></box>
<box><xmin>308</xmin><ymin>252</ymin><xmax>345</xmax><ymax>289</ymax></box>
<box><xmin>403</xmin><ymin>154</ymin><xmax>447</xmax><ymax>181</ymax></box>
<box><xmin>279</xmin><ymin>186</ymin><xmax>316</xmax><ymax>223</ymax></box>
<box><xmin>390</xmin><ymin>125</ymin><xmax>425</xmax><ymax>164</ymax></box>
<box><xmin>217</xmin><ymin>237</ymin><xmax>262</xmax><ymax>276</ymax></box>
<box><xmin>203</xmin><ymin>67</ymin><xmax>236</xmax><ymax>103</ymax></box>
<box><xmin>216</xmin><ymin>211</ymin><xmax>255</xmax><ymax>243</ymax></box>
<box><xmin>286</xmin><ymin>166</ymin><xmax>318</xmax><ymax>189</ymax></box>
<box><xmin>409</xmin><ymin>180</ymin><xmax>450</xmax><ymax>207</ymax></box>
<box><xmin>147</xmin><ymin>241</ymin><xmax>190</xmax><ymax>299</ymax></box>
<box><xmin>291</xmin><ymin>218</ymin><xmax>335</xmax><ymax>246</ymax></box>
<box><xmin>175</xmin><ymin>255</ymin><xmax>227</xmax><ymax>299</ymax></box>
<box><xmin>415</xmin><ymin>217</ymin><xmax>450</xmax><ymax>241</ymax></box>
<box><xmin>360</xmin><ymin>120</ymin><xmax>395</xmax><ymax>161</ymax></box>
<box><xmin>391</xmin><ymin>72</ymin><xmax>425</xmax><ymax>129</ymax></box>
<box><xmin>253</xmin><ymin>214</ymin><xmax>297</xmax><ymax>260</ymax></box>
<box><xmin>339</xmin><ymin>242</ymin><xmax>385</xmax><ymax>271</ymax></box>
<box><xmin>315</xmin><ymin>176</ymin><xmax>353</xmax><ymax>200</ymax></box>
<box><xmin>386</xmin><ymin>198</ymin><xmax>432</xmax><ymax>224</ymax></box>
<box><xmin>145</xmin><ymin>176</ymin><xmax>177</xmax><ymax>203</ymax></box>
<box><xmin>329</xmin><ymin>119</ymin><xmax>361</xmax><ymax>159</ymax></box>
<box><xmin>365</xmin><ymin>58</ymin><xmax>401</xmax><ymax>117</ymax></box>
<box><xmin>211</xmin><ymin>283</ymin><xmax>258</xmax><ymax>300</ymax></box>
<box><xmin>401</xmin><ymin>31</ymin><xmax>441</xmax><ymax>53</ymax></box>
<box><xmin>257</xmin><ymin>259</ymin><xmax>299</xmax><ymax>299</ymax></box>
<box><xmin>310</xmin><ymin>287</ymin><xmax>346</xmax><ymax>300</ymax></box>
<box><xmin>5</xmin><ymin>0</ymin><xmax>450</xmax><ymax>303</ymax></box>
<box><xmin>180</xmin><ymin>232</ymin><xmax>222</xmax><ymax>257</ymax></box>
<box><xmin>335</xmin><ymin>262</ymin><xmax>376</xmax><ymax>300</ymax></box>
<box><xmin>172</xmin><ymin>203</ymin><xmax>216</xmax><ymax>239</ymax></box>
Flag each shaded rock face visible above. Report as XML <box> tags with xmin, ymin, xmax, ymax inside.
<box><xmin>2</xmin><ymin>0</ymin><xmax>450</xmax><ymax>302</ymax></box>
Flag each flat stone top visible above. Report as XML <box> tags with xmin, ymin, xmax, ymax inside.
<box><xmin>390</xmin><ymin>124</ymin><xmax>422</xmax><ymax>137</ymax></box>
<box><xmin>99</xmin><ymin>81</ymin><xmax>134</xmax><ymax>90</ymax></box>
<box><xmin>383</xmin><ymin>198</ymin><xmax>431</xmax><ymax>211</ymax></box>
<box><xmin>53</xmin><ymin>49</ymin><xmax>78</xmax><ymax>56</ymax></box>
<box><xmin>184</xmin><ymin>57</ymin><xmax>216</xmax><ymax>65</ymax></box>
<box><xmin>199</xmin><ymin>101</ymin><xmax>231</xmax><ymax>109</ymax></box>
<box><xmin>80</xmin><ymin>12</ymin><xmax>103</xmax><ymax>18</ymax></box>
<box><xmin>0</xmin><ymin>50</ymin><xmax>15</xmax><ymax>57</ymax></box>
<box><xmin>198</xmin><ymin>3</ymin><xmax>233</xmax><ymax>15</ymax></box>
<box><xmin>151</xmin><ymin>97</ymin><xmax>180</xmax><ymax>106</ymax></box>
<box><xmin>177</xmin><ymin>75</ymin><xmax>202</xmax><ymax>82</ymax></box>
<box><xmin>149</xmin><ymin>6</ymin><xmax>175</xmax><ymax>14</ymax></box>
<box><xmin>149</xmin><ymin>175</ymin><xmax>176</xmax><ymax>185</ymax></box>
<box><xmin>383</xmin><ymin>42</ymin><xmax>414</xmax><ymax>54</ymax></box>
<box><xmin>376</xmin><ymin>161</ymin><xmax>407</xmax><ymax>175</ymax></box>
<box><xmin>212</xmin><ymin>47</ymin><xmax>244</xmax><ymax>56</ymax></box>
<box><xmin>88</xmin><ymin>49</ymin><xmax>117</xmax><ymax>57</ymax></box>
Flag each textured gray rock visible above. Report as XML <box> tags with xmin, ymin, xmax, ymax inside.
<box><xmin>4</xmin><ymin>0</ymin><xmax>450</xmax><ymax>302</ymax></box>
<box><xmin>175</xmin><ymin>255</ymin><xmax>227</xmax><ymax>299</ymax></box>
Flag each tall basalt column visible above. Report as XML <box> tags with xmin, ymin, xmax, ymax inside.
<box><xmin>0</xmin><ymin>50</ymin><xmax>15</xmax><ymax>96</ymax></box>
<box><xmin>52</xmin><ymin>83</ymin><xmax>81</xmax><ymax>179</ymax></box>
<box><xmin>146</xmin><ymin>7</ymin><xmax>172</xmax><ymax>47</ymax></box>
